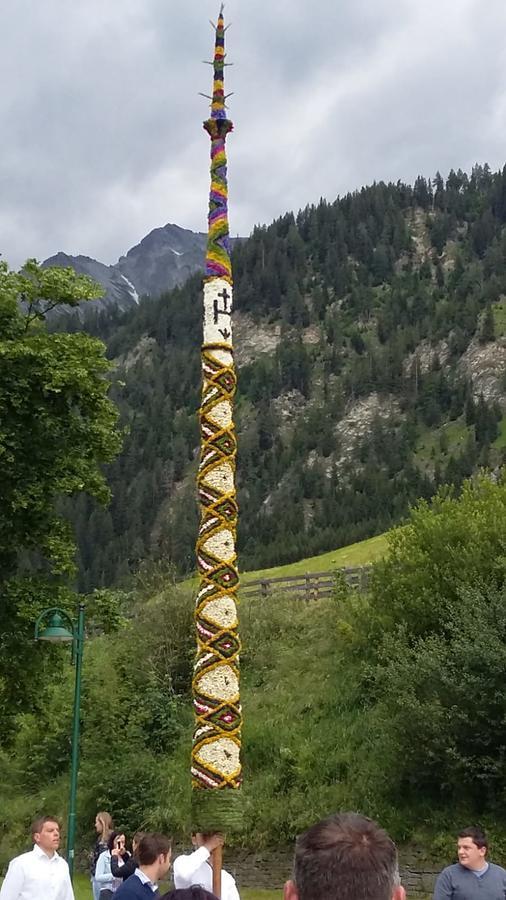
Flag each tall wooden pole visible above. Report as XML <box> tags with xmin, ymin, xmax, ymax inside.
<box><xmin>191</xmin><ymin>5</ymin><xmax>242</xmax><ymax>876</ymax></box>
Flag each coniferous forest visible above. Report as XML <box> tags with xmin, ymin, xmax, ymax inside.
<box><xmin>54</xmin><ymin>165</ymin><xmax>506</xmax><ymax>590</ymax></box>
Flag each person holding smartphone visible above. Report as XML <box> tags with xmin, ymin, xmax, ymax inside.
<box><xmin>111</xmin><ymin>832</ymin><xmax>143</xmax><ymax>882</ymax></box>
<box><xmin>95</xmin><ymin>831</ymin><xmax>128</xmax><ymax>898</ymax></box>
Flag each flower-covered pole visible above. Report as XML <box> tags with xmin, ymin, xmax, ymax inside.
<box><xmin>192</xmin><ymin>2</ymin><xmax>242</xmax><ymax>860</ymax></box>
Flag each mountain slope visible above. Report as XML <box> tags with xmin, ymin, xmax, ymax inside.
<box><xmin>60</xmin><ymin>165</ymin><xmax>506</xmax><ymax>590</ymax></box>
<box><xmin>44</xmin><ymin>223</ymin><xmax>208</xmax><ymax>312</ymax></box>
<box><xmin>117</xmin><ymin>223</ymin><xmax>207</xmax><ymax>298</ymax></box>
<box><xmin>43</xmin><ymin>252</ymin><xmax>140</xmax><ymax>311</ymax></box>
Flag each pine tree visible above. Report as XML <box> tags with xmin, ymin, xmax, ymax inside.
<box><xmin>479</xmin><ymin>304</ymin><xmax>496</xmax><ymax>343</ymax></box>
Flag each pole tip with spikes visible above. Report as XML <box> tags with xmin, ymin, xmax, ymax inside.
<box><xmin>210</xmin><ymin>5</ymin><xmax>228</xmax><ymax>121</ymax></box>
<box><xmin>203</xmin><ymin>5</ymin><xmax>233</xmax><ymax>138</ymax></box>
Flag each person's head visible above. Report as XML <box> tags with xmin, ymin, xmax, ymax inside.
<box><xmin>285</xmin><ymin>813</ymin><xmax>405</xmax><ymax>900</ymax></box>
<box><xmin>108</xmin><ymin>830</ymin><xmax>127</xmax><ymax>854</ymax></box>
<box><xmin>137</xmin><ymin>832</ymin><xmax>171</xmax><ymax>881</ymax></box>
<box><xmin>132</xmin><ymin>831</ymin><xmax>145</xmax><ymax>856</ymax></box>
<box><xmin>95</xmin><ymin>811</ymin><xmax>113</xmax><ymax>841</ymax></box>
<box><xmin>191</xmin><ymin>833</ymin><xmax>214</xmax><ymax>848</ymax></box>
<box><xmin>457</xmin><ymin>827</ymin><xmax>488</xmax><ymax>870</ymax></box>
<box><xmin>31</xmin><ymin>816</ymin><xmax>60</xmax><ymax>857</ymax></box>
<box><xmin>161</xmin><ymin>889</ymin><xmax>218</xmax><ymax>900</ymax></box>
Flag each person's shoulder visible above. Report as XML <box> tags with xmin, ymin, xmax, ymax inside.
<box><xmin>222</xmin><ymin>868</ymin><xmax>238</xmax><ymax>884</ymax></box>
<box><xmin>437</xmin><ymin>864</ymin><xmax>461</xmax><ymax>879</ymax></box>
<box><xmin>487</xmin><ymin>863</ymin><xmax>506</xmax><ymax>877</ymax></box>
<box><xmin>8</xmin><ymin>849</ymin><xmax>34</xmax><ymax>867</ymax></box>
<box><xmin>222</xmin><ymin>867</ymin><xmax>239</xmax><ymax>897</ymax></box>
<box><xmin>115</xmin><ymin>873</ymin><xmax>142</xmax><ymax>896</ymax></box>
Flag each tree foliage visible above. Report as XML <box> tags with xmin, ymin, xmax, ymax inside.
<box><xmin>336</xmin><ymin>474</ymin><xmax>506</xmax><ymax>827</ymax></box>
<box><xmin>0</xmin><ymin>260</ymin><xmax>122</xmax><ymax>739</ymax></box>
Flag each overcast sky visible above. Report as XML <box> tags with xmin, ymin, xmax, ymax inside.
<box><xmin>2</xmin><ymin>0</ymin><xmax>506</xmax><ymax>269</ymax></box>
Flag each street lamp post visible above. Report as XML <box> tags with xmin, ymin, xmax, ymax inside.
<box><xmin>34</xmin><ymin>601</ymin><xmax>85</xmax><ymax>882</ymax></box>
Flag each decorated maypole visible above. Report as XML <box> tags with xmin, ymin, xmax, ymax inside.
<box><xmin>192</xmin><ymin>1</ymin><xmax>242</xmax><ymax>869</ymax></box>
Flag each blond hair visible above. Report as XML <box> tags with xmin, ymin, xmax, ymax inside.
<box><xmin>95</xmin><ymin>811</ymin><xmax>113</xmax><ymax>841</ymax></box>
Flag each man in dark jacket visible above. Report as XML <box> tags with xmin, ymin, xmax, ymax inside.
<box><xmin>115</xmin><ymin>834</ymin><xmax>171</xmax><ymax>900</ymax></box>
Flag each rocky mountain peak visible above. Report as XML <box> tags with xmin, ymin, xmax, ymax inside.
<box><xmin>43</xmin><ymin>222</ymin><xmax>208</xmax><ymax>313</ymax></box>
<box><xmin>117</xmin><ymin>223</ymin><xmax>207</xmax><ymax>299</ymax></box>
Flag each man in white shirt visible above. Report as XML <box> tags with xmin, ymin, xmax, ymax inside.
<box><xmin>0</xmin><ymin>816</ymin><xmax>74</xmax><ymax>900</ymax></box>
<box><xmin>173</xmin><ymin>833</ymin><xmax>239</xmax><ymax>900</ymax></box>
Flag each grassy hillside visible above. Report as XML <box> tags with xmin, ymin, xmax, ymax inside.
<box><xmin>181</xmin><ymin>531</ymin><xmax>388</xmax><ymax>592</ymax></box>
<box><xmin>414</xmin><ymin>418</ymin><xmax>473</xmax><ymax>469</ymax></box>
<box><xmin>241</xmin><ymin>533</ymin><xmax>388</xmax><ymax>582</ymax></box>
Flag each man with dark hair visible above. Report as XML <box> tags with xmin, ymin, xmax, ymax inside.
<box><xmin>115</xmin><ymin>833</ymin><xmax>171</xmax><ymax>899</ymax></box>
<box><xmin>433</xmin><ymin>826</ymin><xmax>506</xmax><ymax>900</ymax></box>
<box><xmin>0</xmin><ymin>816</ymin><xmax>74</xmax><ymax>900</ymax></box>
<box><xmin>284</xmin><ymin>812</ymin><xmax>405</xmax><ymax>900</ymax></box>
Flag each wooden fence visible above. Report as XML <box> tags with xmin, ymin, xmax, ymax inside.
<box><xmin>240</xmin><ymin>565</ymin><xmax>370</xmax><ymax>602</ymax></box>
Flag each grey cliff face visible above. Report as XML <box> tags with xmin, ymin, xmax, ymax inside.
<box><xmin>117</xmin><ymin>223</ymin><xmax>207</xmax><ymax>299</ymax></box>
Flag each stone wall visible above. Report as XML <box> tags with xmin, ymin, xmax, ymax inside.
<box><xmin>171</xmin><ymin>846</ymin><xmax>440</xmax><ymax>894</ymax></box>
<box><xmin>399</xmin><ymin>864</ymin><xmax>438</xmax><ymax>897</ymax></box>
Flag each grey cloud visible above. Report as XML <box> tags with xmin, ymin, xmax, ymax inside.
<box><xmin>1</xmin><ymin>0</ymin><xmax>506</xmax><ymax>269</ymax></box>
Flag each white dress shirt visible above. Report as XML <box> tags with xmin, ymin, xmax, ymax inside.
<box><xmin>173</xmin><ymin>847</ymin><xmax>240</xmax><ymax>900</ymax></box>
<box><xmin>0</xmin><ymin>844</ymin><xmax>74</xmax><ymax>900</ymax></box>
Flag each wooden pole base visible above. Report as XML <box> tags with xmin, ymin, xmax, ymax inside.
<box><xmin>212</xmin><ymin>844</ymin><xmax>223</xmax><ymax>899</ymax></box>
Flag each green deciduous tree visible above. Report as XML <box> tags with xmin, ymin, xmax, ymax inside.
<box><xmin>0</xmin><ymin>259</ymin><xmax>122</xmax><ymax>738</ymax></box>
<box><xmin>336</xmin><ymin>474</ymin><xmax>506</xmax><ymax>826</ymax></box>
<box><xmin>367</xmin><ymin>475</ymin><xmax>506</xmax><ymax>640</ymax></box>
<box><xmin>364</xmin><ymin>583</ymin><xmax>506</xmax><ymax>814</ymax></box>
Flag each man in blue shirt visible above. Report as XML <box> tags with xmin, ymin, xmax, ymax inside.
<box><xmin>433</xmin><ymin>827</ymin><xmax>506</xmax><ymax>900</ymax></box>
<box><xmin>115</xmin><ymin>834</ymin><xmax>171</xmax><ymax>900</ymax></box>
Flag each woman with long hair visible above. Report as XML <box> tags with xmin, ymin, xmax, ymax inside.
<box><xmin>91</xmin><ymin>811</ymin><xmax>113</xmax><ymax>900</ymax></box>
<box><xmin>111</xmin><ymin>831</ymin><xmax>144</xmax><ymax>881</ymax></box>
<box><xmin>95</xmin><ymin>830</ymin><xmax>128</xmax><ymax>899</ymax></box>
